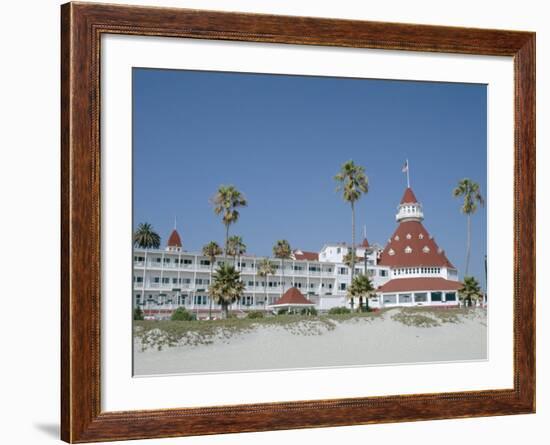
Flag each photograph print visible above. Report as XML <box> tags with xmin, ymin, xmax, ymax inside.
<box><xmin>132</xmin><ymin>68</ymin><xmax>487</xmax><ymax>376</ymax></box>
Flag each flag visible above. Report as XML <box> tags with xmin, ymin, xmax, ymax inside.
<box><xmin>402</xmin><ymin>160</ymin><xmax>408</xmax><ymax>173</ymax></box>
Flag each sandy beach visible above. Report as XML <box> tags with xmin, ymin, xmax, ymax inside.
<box><xmin>133</xmin><ymin>308</ymin><xmax>487</xmax><ymax>376</ymax></box>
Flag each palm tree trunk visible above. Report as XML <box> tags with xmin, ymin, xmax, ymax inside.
<box><xmin>225</xmin><ymin>224</ymin><xmax>230</xmax><ymax>257</ymax></box>
<box><xmin>465</xmin><ymin>214</ymin><xmax>471</xmax><ymax>276</ymax></box>
<box><xmin>350</xmin><ymin>202</ymin><xmax>355</xmax><ymax>310</ymax></box>
<box><xmin>264</xmin><ymin>280</ymin><xmax>268</xmax><ymax>309</ymax></box>
<box><xmin>281</xmin><ymin>259</ymin><xmax>285</xmax><ymax>296</ymax></box>
<box><xmin>208</xmin><ymin>263</ymin><xmax>213</xmax><ymax>319</ymax></box>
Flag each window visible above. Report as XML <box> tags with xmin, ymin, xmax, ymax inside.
<box><xmin>431</xmin><ymin>292</ymin><xmax>442</xmax><ymax>302</ymax></box>
<box><xmin>172</xmin><ymin>278</ymin><xmax>178</xmax><ymax>284</ymax></box>
<box><xmin>338</xmin><ymin>267</ymin><xmax>348</xmax><ymax>275</ymax></box>
<box><xmin>182</xmin><ymin>278</ymin><xmax>191</xmax><ymax>284</ymax></box>
<box><xmin>380</xmin><ymin>270</ymin><xmax>388</xmax><ymax>277</ymax></box>
<box><xmin>163</xmin><ymin>257</ymin><xmax>170</xmax><ymax>263</ymax></box>
<box><xmin>247</xmin><ymin>281</ymin><xmax>254</xmax><ymax>287</ymax></box>
<box><xmin>199</xmin><ymin>259</ymin><xmax>210</xmax><ymax>266</ymax></box>
<box><xmin>328</xmin><ymin>284</ymin><xmax>333</xmax><ymax>289</ymax></box>
<box><xmin>405</xmin><ymin>246</ymin><xmax>412</xmax><ymax>253</ymax></box>
<box><xmin>183</xmin><ymin>259</ymin><xmax>193</xmax><ymax>265</ymax></box>
<box><xmin>339</xmin><ymin>283</ymin><xmax>347</xmax><ymax>291</ymax></box>
<box><xmin>156</xmin><ymin>258</ymin><xmax>161</xmax><ymax>263</ymax></box>
<box><xmin>445</xmin><ymin>292</ymin><xmax>457</xmax><ymax>302</ymax></box>
<box><xmin>162</xmin><ymin>277</ymin><xmax>170</xmax><ymax>284</ymax></box>
<box><xmin>383</xmin><ymin>294</ymin><xmax>397</xmax><ymax>304</ymax></box>
<box><xmin>398</xmin><ymin>294</ymin><xmax>412</xmax><ymax>303</ymax></box>
<box><xmin>135</xmin><ymin>276</ymin><xmax>143</xmax><ymax>283</ymax></box>
<box><xmin>414</xmin><ymin>293</ymin><xmax>428</xmax><ymax>303</ymax></box>
<box><xmin>153</xmin><ymin>277</ymin><xmax>160</xmax><ymax>283</ymax></box>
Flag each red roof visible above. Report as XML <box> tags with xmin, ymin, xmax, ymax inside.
<box><xmin>360</xmin><ymin>238</ymin><xmax>370</xmax><ymax>248</ymax></box>
<box><xmin>377</xmin><ymin>277</ymin><xmax>462</xmax><ymax>293</ymax></box>
<box><xmin>378</xmin><ymin>220</ymin><xmax>454</xmax><ymax>268</ymax></box>
<box><xmin>400</xmin><ymin>187</ymin><xmax>418</xmax><ymax>204</ymax></box>
<box><xmin>273</xmin><ymin>287</ymin><xmax>315</xmax><ymax>306</ymax></box>
<box><xmin>167</xmin><ymin>229</ymin><xmax>182</xmax><ymax>247</ymax></box>
<box><xmin>292</xmin><ymin>250</ymin><xmax>319</xmax><ymax>261</ymax></box>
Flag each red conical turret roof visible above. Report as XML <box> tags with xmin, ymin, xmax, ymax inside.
<box><xmin>167</xmin><ymin>229</ymin><xmax>182</xmax><ymax>248</ymax></box>
<box><xmin>378</xmin><ymin>220</ymin><xmax>454</xmax><ymax>268</ymax></box>
<box><xmin>400</xmin><ymin>187</ymin><xmax>418</xmax><ymax>204</ymax></box>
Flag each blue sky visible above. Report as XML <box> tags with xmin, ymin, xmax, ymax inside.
<box><xmin>133</xmin><ymin>68</ymin><xmax>487</xmax><ymax>283</ymax></box>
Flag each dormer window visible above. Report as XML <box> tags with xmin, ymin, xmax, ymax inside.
<box><xmin>394</xmin><ymin>235</ymin><xmax>400</xmax><ymax>241</ymax></box>
<box><xmin>405</xmin><ymin>246</ymin><xmax>412</xmax><ymax>254</ymax></box>
<box><xmin>388</xmin><ymin>248</ymin><xmax>395</xmax><ymax>256</ymax></box>
<box><xmin>406</xmin><ymin>233</ymin><xmax>412</xmax><ymax>239</ymax></box>
<box><xmin>423</xmin><ymin>246</ymin><xmax>430</xmax><ymax>253</ymax></box>
<box><xmin>419</xmin><ymin>233</ymin><xmax>424</xmax><ymax>239</ymax></box>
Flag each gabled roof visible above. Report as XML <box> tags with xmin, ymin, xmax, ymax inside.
<box><xmin>400</xmin><ymin>187</ymin><xmax>419</xmax><ymax>204</ymax></box>
<box><xmin>377</xmin><ymin>277</ymin><xmax>462</xmax><ymax>293</ymax></box>
<box><xmin>292</xmin><ymin>250</ymin><xmax>319</xmax><ymax>261</ymax></box>
<box><xmin>378</xmin><ymin>220</ymin><xmax>454</xmax><ymax>268</ymax></box>
<box><xmin>167</xmin><ymin>229</ymin><xmax>182</xmax><ymax>247</ymax></box>
<box><xmin>272</xmin><ymin>287</ymin><xmax>315</xmax><ymax>306</ymax></box>
<box><xmin>360</xmin><ymin>238</ymin><xmax>370</xmax><ymax>248</ymax></box>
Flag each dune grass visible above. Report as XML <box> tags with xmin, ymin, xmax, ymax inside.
<box><xmin>134</xmin><ymin>307</ymin><xmax>484</xmax><ymax>351</ymax></box>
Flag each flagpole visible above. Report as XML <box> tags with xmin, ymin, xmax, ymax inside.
<box><xmin>406</xmin><ymin>159</ymin><xmax>410</xmax><ymax>188</ymax></box>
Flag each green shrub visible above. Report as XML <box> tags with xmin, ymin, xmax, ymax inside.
<box><xmin>133</xmin><ymin>307</ymin><xmax>144</xmax><ymax>321</ymax></box>
<box><xmin>300</xmin><ymin>307</ymin><xmax>318</xmax><ymax>316</ymax></box>
<box><xmin>328</xmin><ymin>306</ymin><xmax>351</xmax><ymax>315</ymax></box>
<box><xmin>246</xmin><ymin>311</ymin><xmax>265</xmax><ymax>319</ymax></box>
<box><xmin>171</xmin><ymin>307</ymin><xmax>195</xmax><ymax>321</ymax></box>
<box><xmin>277</xmin><ymin>308</ymin><xmax>288</xmax><ymax>315</ymax></box>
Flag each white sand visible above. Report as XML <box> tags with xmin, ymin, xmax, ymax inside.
<box><xmin>134</xmin><ymin>308</ymin><xmax>487</xmax><ymax>376</ymax></box>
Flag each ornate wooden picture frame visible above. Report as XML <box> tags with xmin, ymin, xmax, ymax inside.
<box><xmin>61</xmin><ymin>2</ymin><xmax>535</xmax><ymax>442</ymax></box>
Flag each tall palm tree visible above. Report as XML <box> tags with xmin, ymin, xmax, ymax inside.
<box><xmin>459</xmin><ymin>276</ymin><xmax>483</xmax><ymax>307</ymax></box>
<box><xmin>227</xmin><ymin>235</ymin><xmax>246</xmax><ymax>267</ymax></box>
<box><xmin>334</xmin><ymin>160</ymin><xmax>369</xmax><ymax>285</ymax></box>
<box><xmin>347</xmin><ymin>273</ymin><xmax>374</xmax><ymax>311</ymax></box>
<box><xmin>273</xmin><ymin>240</ymin><xmax>292</xmax><ymax>297</ymax></box>
<box><xmin>211</xmin><ymin>185</ymin><xmax>247</xmax><ymax>256</ymax></box>
<box><xmin>202</xmin><ymin>241</ymin><xmax>223</xmax><ymax>319</ymax></box>
<box><xmin>257</xmin><ymin>258</ymin><xmax>276</xmax><ymax>307</ymax></box>
<box><xmin>209</xmin><ymin>264</ymin><xmax>245</xmax><ymax>319</ymax></box>
<box><xmin>133</xmin><ymin>223</ymin><xmax>161</xmax><ymax>310</ymax></box>
<box><xmin>453</xmin><ymin>179</ymin><xmax>485</xmax><ymax>276</ymax></box>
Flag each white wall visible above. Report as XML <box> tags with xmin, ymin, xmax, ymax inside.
<box><xmin>0</xmin><ymin>0</ymin><xmax>546</xmax><ymax>444</ymax></box>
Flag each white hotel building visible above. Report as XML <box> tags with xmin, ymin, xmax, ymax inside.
<box><xmin>134</xmin><ymin>187</ymin><xmax>462</xmax><ymax>318</ymax></box>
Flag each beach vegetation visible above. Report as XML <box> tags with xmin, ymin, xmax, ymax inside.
<box><xmin>202</xmin><ymin>241</ymin><xmax>223</xmax><ymax>319</ymax></box>
<box><xmin>459</xmin><ymin>276</ymin><xmax>483</xmax><ymax>307</ymax></box>
<box><xmin>328</xmin><ymin>306</ymin><xmax>351</xmax><ymax>315</ymax></box>
<box><xmin>334</xmin><ymin>160</ymin><xmax>369</xmax><ymax>308</ymax></box>
<box><xmin>210</xmin><ymin>185</ymin><xmax>247</xmax><ymax>256</ymax></box>
<box><xmin>133</xmin><ymin>307</ymin><xmax>144</xmax><ymax>321</ymax></box>
<box><xmin>453</xmin><ymin>178</ymin><xmax>484</xmax><ymax>276</ymax></box>
<box><xmin>273</xmin><ymin>239</ymin><xmax>292</xmax><ymax>295</ymax></box>
<box><xmin>347</xmin><ymin>274</ymin><xmax>374</xmax><ymax>311</ymax></box>
<box><xmin>257</xmin><ymin>258</ymin><xmax>276</xmax><ymax>308</ymax></box>
<box><xmin>209</xmin><ymin>264</ymin><xmax>245</xmax><ymax>319</ymax></box>
<box><xmin>171</xmin><ymin>307</ymin><xmax>195</xmax><ymax>321</ymax></box>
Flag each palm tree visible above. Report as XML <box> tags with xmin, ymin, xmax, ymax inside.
<box><xmin>334</xmin><ymin>160</ymin><xmax>369</xmax><ymax>285</ymax></box>
<box><xmin>347</xmin><ymin>274</ymin><xmax>374</xmax><ymax>311</ymax></box>
<box><xmin>209</xmin><ymin>264</ymin><xmax>245</xmax><ymax>319</ymax></box>
<box><xmin>211</xmin><ymin>185</ymin><xmax>247</xmax><ymax>256</ymax></box>
<box><xmin>453</xmin><ymin>179</ymin><xmax>485</xmax><ymax>276</ymax></box>
<box><xmin>133</xmin><ymin>223</ymin><xmax>161</xmax><ymax>310</ymax></box>
<box><xmin>202</xmin><ymin>241</ymin><xmax>223</xmax><ymax>319</ymax></box>
<box><xmin>227</xmin><ymin>235</ymin><xmax>246</xmax><ymax>267</ymax></box>
<box><xmin>459</xmin><ymin>276</ymin><xmax>483</xmax><ymax>307</ymax></box>
<box><xmin>273</xmin><ymin>240</ymin><xmax>292</xmax><ymax>297</ymax></box>
<box><xmin>257</xmin><ymin>258</ymin><xmax>276</xmax><ymax>307</ymax></box>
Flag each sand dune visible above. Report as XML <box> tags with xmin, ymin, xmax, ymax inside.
<box><xmin>134</xmin><ymin>308</ymin><xmax>487</xmax><ymax>376</ymax></box>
